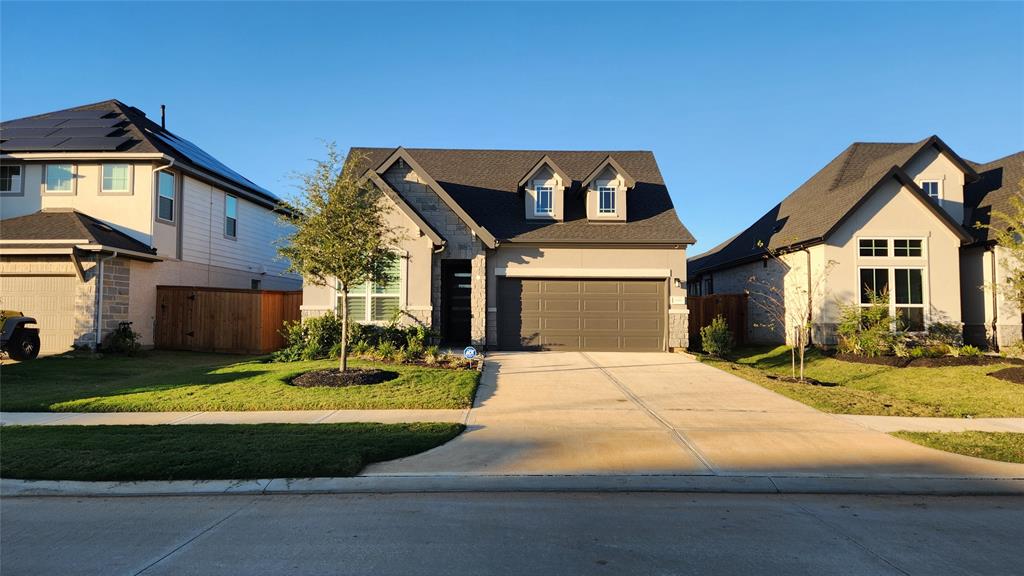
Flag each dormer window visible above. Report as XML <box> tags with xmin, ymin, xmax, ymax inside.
<box><xmin>598</xmin><ymin>186</ymin><xmax>616</xmax><ymax>214</ymax></box>
<box><xmin>535</xmin><ymin>186</ymin><xmax>554</xmax><ymax>215</ymax></box>
<box><xmin>921</xmin><ymin>180</ymin><xmax>941</xmax><ymax>200</ymax></box>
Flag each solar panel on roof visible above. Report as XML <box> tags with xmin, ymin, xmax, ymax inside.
<box><xmin>152</xmin><ymin>131</ymin><xmax>279</xmax><ymax>200</ymax></box>
<box><xmin>53</xmin><ymin>136</ymin><xmax>130</xmax><ymax>151</ymax></box>
<box><xmin>58</xmin><ymin>117</ymin><xmax>123</xmax><ymax>128</ymax></box>
<box><xmin>53</xmin><ymin>127</ymin><xmax>117</xmax><ymax>138</ymax></box>
<box><xmin>0</xmin><ymin>137</ymin><xmax>70</xmax><ymax>151</ymax></box>
<box><xmin>1</xmin><ymin>118</ymin><xmax>67</xmax><ymax>128</ymax></box>
<box><xmin>48</xmin><ymin>110</ymin><xmax>110</xmax><ymax>120</ymax></box>
<box><xmin>0</xmin><ymin>127</ymin><xmax>59</xmax><ymax>138</ymax></box>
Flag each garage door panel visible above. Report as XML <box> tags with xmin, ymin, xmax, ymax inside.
<box><xmin>583</xmin><ymin>299</ymin><xmax>620</xmax><ymax>313</ymax></box>
<box><xmin>583</xmin><ymin>317</ymin><xmax>621</xmax><ymax>331</ymax></box>
<box><xmin>0</xmin><ymin>275</ymin><xmax>78</xmax><ymax>356</ymax></box>
<box><xmin>499</xmin><ymin>278</ymin><xmax>665</xmax><ymax>351</ymax></box>
<box><xmin>544</xmin><ymin>299</ymin><xmax>581</xmax><ymax>312</ymax></box>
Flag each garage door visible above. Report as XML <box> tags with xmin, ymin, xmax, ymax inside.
<box><xmin>0</xmin><ymin>275</ymin><xmax>78</xmax><ymax>356</ymax></box>
<box><xmin>498</xmin><ymin>278</ymin><xmax>666</xmax><ymax>351</ymax></box>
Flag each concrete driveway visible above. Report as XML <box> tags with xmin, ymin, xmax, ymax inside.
<box><xmin>365</xmin><ymin>351</ymin><xmax>1024</xmax><ymax>479</ymax></box>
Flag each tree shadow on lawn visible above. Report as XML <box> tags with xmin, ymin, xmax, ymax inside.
<box><xmin>0</xmin><ymin>351</ymin><xmax>273</xmax><ymax>411</ymax></box>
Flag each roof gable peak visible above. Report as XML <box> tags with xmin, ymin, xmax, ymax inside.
<box><xmin>581</xmin><ymin>155</ymin><xmax>636</xmax><ymax>189</ymax></box>
<box><xmin>517</xmin><ymin>155</ymin><xmax>571</xmax><ymax>188</ymax></box>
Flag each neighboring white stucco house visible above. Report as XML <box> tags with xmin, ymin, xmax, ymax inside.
<box><xmin>0</xmin><ymin>100</ymin><xmax>299</xmax><ymax>354</ymax></box>
<box><xmin>301</xmin><ymin>148</ymin><xmax>695</xmax><ymax>351</ymax></box>
<box><xmin>687</xmin><ymin>136</ymin><xmax>1024</xmax><ymax>349</ymax></box>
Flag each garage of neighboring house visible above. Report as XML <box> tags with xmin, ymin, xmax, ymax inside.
<box><xmin>0</xmin><ymin>272</ymin><xmax>78</xmax><ymax>356</ymax></box>
<box><xmin>497</xmin><ymin>278</ymin><xmax>667</xmax><ymax>351</ymax></box>
<box><xmin>0</xmin><ymin>210</ymin><xmax>161</xmax><ymax>356</ymax></box>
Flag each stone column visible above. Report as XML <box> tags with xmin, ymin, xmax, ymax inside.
<box><xmin>470</xmin><ymin>249</ymin><xmax>487</xmax><ymax>347</ymax></box>
<box><xmin>668</xmin><ymin>309</ymin><xmax>689</xmax><ymax>351</ymax></box>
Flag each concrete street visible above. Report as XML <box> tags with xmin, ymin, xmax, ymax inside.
<box><xmin>2</xmin><ymin>493</ymin><xmax>1022</xmax><ymax>575</ymax></box>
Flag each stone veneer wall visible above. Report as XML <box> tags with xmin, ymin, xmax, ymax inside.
<box><xmin>99</xmin><ymin>257</ymin><xmax>131</xmax><ymax>343</ymax></box>
<box><xmin>382</xmin><ymin>160</ymin><xmax>488</xmax><ymax>345</ymax></box>
<box><xmin>668</xmin><ymin>309</ymin><xmax>689</xmax><ymax>350</ymax></box>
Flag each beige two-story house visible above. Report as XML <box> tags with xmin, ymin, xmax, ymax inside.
<box><xmin>302</xmin><ymin>148</ymin><xmax>695</xmax><ymax>351</ymax></box>
<box><xmin>0</xmin><ymin>100</ymin><xmax>299</xmax><ymax>355</ymax></box>
<box><xmin>687</xmin><ymin>135</ymin><xmax>1024</xmax><ymax>349</ymax></box>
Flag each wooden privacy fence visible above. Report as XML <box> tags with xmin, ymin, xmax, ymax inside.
<box><xmin>687</xmin><ymin>293</ymin><xmax>749</xmax><ymax>350</ymax></box>
<box><xmin>155</xmin><ymin>286</ymin><xmax>302</xmax><ymax>354</ymax></box>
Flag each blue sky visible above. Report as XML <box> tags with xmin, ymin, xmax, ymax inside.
<box><xmin>2</xmin><ymin>1</ymin><xmax>1022</xmax><ymax>253</ymax></box>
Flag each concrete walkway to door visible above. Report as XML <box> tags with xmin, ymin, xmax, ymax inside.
<box><xmin>364</xmin><ymin>351</ymin><xmax>1024</xmax><ymax>479</ymax></box>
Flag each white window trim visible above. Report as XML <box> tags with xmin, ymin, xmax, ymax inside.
<box><xmin>0</xmin><ymin>164</ymin><xmax>24</xmax><ymax>197</ymax></box>
<box><xmin>155</xmin><ymin>171</ymin><xmax>177</xmax><ymax>225</ymax></box>
<box><xmin>918</xmin><ymin>178</ymin><xmax>943</xmax><ymax>202</ymax></box>
<box><xmin>856</xmin><ymin>237</ymin><xmax>889</xmax><ymax>258</ymax></box>
<box><xmin>224</xmin><ymin>194</ymin><xmax>238</xmax><ymax>240</ymax></box>
<box><xmin>598</xmin><ymin>185</ymin><xmax>617</xmax><ymax>214</ymax></box>
<box><xmin>892</xmin><ymin>237</ymin><xmax>927</xmax><ymax>259</ymax></box>
<box><xmin>856</xmin><ymin>265</ymin><xmax>929</xmax><ymax>330</ymax></box>
<box><xmin>334</xmin><ymin>256</ymin><xmax>406</xmax><ymax>324</ymax></box>
<box><xmin>100</xmin><ymin>163</ymin><xmax>134</xmax><ymax>195</ymax></box>
<box><xmin>535</xmin><ymin>185</ymin><xmax>554</xmax><ymax>215</ymax></box>
<box><xmin>42</xmin><ymin>163</ymin><xmax>76</xmax><ymax>195</ymax></box>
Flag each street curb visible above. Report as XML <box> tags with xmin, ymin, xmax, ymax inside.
<box><xmin>3</xmin><ymin>474</ymin><xmax>1023</xmax><ymax>498</ymax></box>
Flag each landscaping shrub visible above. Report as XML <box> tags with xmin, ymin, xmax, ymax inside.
<box><xmin>273</xmin><ymin>313</ymin><xmax>343</xmax><ymax>362</ymax></box>
<box><xmin>424</xmin><ymin>345</ymin><xmax>440</xmax><ymax>366</ymax></box>
<box><xmin>927</xmin><ymin>322</ymin><xmax>964</xmax><ymax>349</ymax></box>
<box><xmin>375</xmin><ymin>340</ymin><xmax>398</xmax><ymax>362</ymax></box>
<box><xmin>700</xmin><ymin>315</ymin><xmax>734</xmax><ymax>357</ymax></box>
<box><xmin>102</xmin><ymin>322</ymin><xmax>141</xmax><ymax>355</ymax></box>
<box><xmin>960</xmin><ymin>345</ymin><xmax>983</xmax><ymax>357</ymax></box>
<box><xmin>836</xmin><ymin>296</ymin><xmax>902</xmax><ymax>357</ymax></box>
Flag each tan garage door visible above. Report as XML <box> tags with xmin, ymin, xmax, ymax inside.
<box><xmin>0</xmin><ymin>275</ymin><xmax>78</xmax><ymax>356</ymax></box>
<box><xmin>498</xmin><ymin>278</ymin><xmax>666</xmax><ymax>351</ymax></box>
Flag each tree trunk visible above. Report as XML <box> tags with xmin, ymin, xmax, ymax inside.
<box><xmin>340</xmin><ymin>288</ymin><xmax>348</xmax><ymax>373</ymax></box>
<box><xmin>798</xmin><ymin>329</ymin><xmax>806</xmax><ymax>382</ymax></box>
<box><xmin>791</xmin><ymin>329</ymin><xmax>796</xmax><ymax>378</ymax></box>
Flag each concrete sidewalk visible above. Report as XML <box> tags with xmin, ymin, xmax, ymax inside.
<box><xmin>837</xmin><ymin>415</ymin><xmax>1024</xmax><ymax>433</ymax></box>
<box><xmin>0</xmin><ymin>409</ymin><xmax>469</xmax><ymax>426</ymax></box>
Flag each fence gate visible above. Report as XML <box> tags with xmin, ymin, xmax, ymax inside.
<box><xmin>155</xmin><ymin>286</ymin><xmax>301</xmax><ymax>354</ymax></box>
<box><xmin>686</xmin><ymin>294</ymin><xmax>748</xmax><ymax>351</ymax></box>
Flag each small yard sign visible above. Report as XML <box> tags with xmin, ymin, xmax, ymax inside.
<box><xmin>463</xmin><ymin>346</ymin><xmax>478</xmax><ymax>360</ymax></box>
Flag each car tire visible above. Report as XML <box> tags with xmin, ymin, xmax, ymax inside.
<box><xmin>8</xmin><ymin>328</ymin><xmax>40</xmax><ymax>361</ymax></box>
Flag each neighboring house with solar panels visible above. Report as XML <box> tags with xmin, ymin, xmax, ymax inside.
<box><xmin>0</xmin><ymin>99</ymin><xmax>299</xmax><ymax>355</ymax></box>
<box><xmin>686</xmin><ymin>136</ymin><xmax>1024</xmax><ymax>349</ymax></box>
<box><xmin>301</xmin><ymin>148</ymin><xmax>695</xmax><ymax>351</ymax></box>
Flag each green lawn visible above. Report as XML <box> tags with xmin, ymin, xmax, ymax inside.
<box><xmin>701</xmin><ymin>346</ymin><xmax>1024</xmax><ymax>417</ymax></box>
<box><xmin>892</xmin><ymin>431</ymin><xmax>1024</xmax><ymax>464</ymax></box>
<box><xmin>0</xmin><ymin>351</ymin><xmax>480</xmax><ymax>412</ymax></box>
<box><xmin>0</xmin><ymin>423</ymin><xmax>464</xmax><ymax>480</ymax></box>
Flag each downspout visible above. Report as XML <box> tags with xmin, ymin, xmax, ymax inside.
<box><xmin>94</xmin><ymin>250</ymin><xmax>119</xmax><ymax>349</ymax></box>
<box><xmin>990</xmin><ymin>246</ymin><xmax>999</xmax><ymax>349</ymax></box>
<box><xmin>803</xmin><ymin>247</ymin><xmax>813</xmax><ymax>346</ymax></box>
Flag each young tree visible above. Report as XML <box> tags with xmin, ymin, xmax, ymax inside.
<box><xmin>746</xmin><ymin>241</ymin><xmax>835</xmax><ymax>381</ymax></box>
<box><xmin>977</xmin><ymin>182</ymin><xmax>1024</xmax><ymax>314</ymax></box>
<box><xmin>278</xmin><ymin>145</ymin><xmax>400</xmax><ymax>372</ymax></box>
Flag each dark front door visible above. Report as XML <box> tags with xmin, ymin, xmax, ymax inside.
<box><xmin>442</xmin><ymin>260</ymin><xmax>472</xmax><ymax>344</ymax></box>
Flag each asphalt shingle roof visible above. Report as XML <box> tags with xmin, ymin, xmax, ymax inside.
<box><xmin>350</xmin><ymin>147</ymin><xmax>695</xmax><ymax>245</ymax></box>
<box><xmin>0</xmin><ymin>209</ymin><xmax>156</xmax><ymax>255</ymax></box>
<box><xmin>965</xmin><ymin>152</ymin><xmax>1024</xmax><ymax>243</ymax></box>
<box><xmin>688</xmin><ymin>137</ymin><xmax>993</xmax><ymax>276</ymax></box>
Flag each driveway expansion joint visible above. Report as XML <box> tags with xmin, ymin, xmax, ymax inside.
<box><xmin>579</xmin><ymin>352</ymin><xmax>720</xmax><ymax>475</ymax></box>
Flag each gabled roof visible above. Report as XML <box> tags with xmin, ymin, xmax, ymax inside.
<box><xmin>0</xmin><ymin>209</ymin><xmax>159</xmax><ymax>259</ymax></box>
<box><xmin>349</xmin><ymin>147</ymin><xmax>695</xmax><ymax>245</ymax></box>
<box><xmin>581</xmin><ymin>155</ymin><xmax>637</xmax><ymax>189</ymax></box>
<box><xmin>965</xmin><ymin>151</ymin><xmax>1024</xmax><ymax>244</ymax></box>
<box><xmin>517</xmin><ymin>155</ymin><xmax>571</xmax><ymax>188</ymax></box>
<box><xmin>363</xmin><ymin>170</ymin><xmax>445</xmax><ymax>246</ymax></box>
<box><xmin>0</xmin><ymin>99</ymin><xmax>283</xmax><ymax>210</ymax></box>
<box><xmin>688</xmin><ymin>136</ymin><xmax>977</xmax><ymax>276</ymax></box>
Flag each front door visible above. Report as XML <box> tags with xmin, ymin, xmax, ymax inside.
<box><xmin>442</xmin><ymin>260</ymin><xmax>472</xmax><ymax>344</ymax></box>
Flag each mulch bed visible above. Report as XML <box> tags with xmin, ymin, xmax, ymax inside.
<box><xmin>291</xmin><ymin>368</ymin><xmax>399</xmax><ymax>388</ymax></box>
<box><xmin>764</xmin><ymin>373</ymin><xmax>837</xmax><ymax>387</ymax></box>
<box><xmin>832</xmin><ymin>353</ymin><xmax>1024</xmax><ymax>368</ymax></box>
<box><xmin>988</xmin><ymin>367</ymin><xmax>1024</xmax><ymax>385</ymax></box>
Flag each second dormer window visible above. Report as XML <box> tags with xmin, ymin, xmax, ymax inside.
<box><xmin>536</xmin><ymin>186</ymin><xmax>553</xmax><ymax>215</ymax></box>
<box><xmin>598</xmin><ymin>186</ymin><xmax>616</xmax><ymax>214</ymax></box>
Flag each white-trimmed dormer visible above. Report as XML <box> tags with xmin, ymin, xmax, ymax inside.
<box><xmin>582</xmin><ymin>156</ymin><xmax>635</xmax><ymax>222</ymax></box>
<box><xmin>519</xmin><ymin>155</ymin><xmax>570</xmax><ymax>221</ymax></box>
<box><xmin>902</xmin><ymin>136</ymin><xmax>978</xmax><ymax>226</ymax></box>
